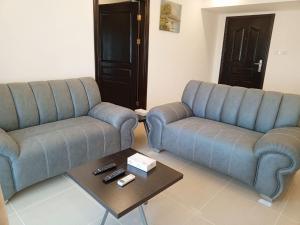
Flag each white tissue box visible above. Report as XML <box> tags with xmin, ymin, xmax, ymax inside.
<box><xmin>127</xmin><ymin>153</ymin><xmax>156</xmax><ymax>172</ymax></box>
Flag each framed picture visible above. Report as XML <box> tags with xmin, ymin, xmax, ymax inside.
<box><xmin>159</xmin><ymin>0</ymin><xmax>182</xmax><ymax>33</ymax></box>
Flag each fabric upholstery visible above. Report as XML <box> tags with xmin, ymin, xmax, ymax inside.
<box><xmin>80</xmin><ymin>78</ymin><xmax>101</xmax><ymax>109</ymax></box>
<box><xmin>147</xmin><ymin>80</ymin><xmax>300</xmax><ymax>200</ymax></box>
<box><xmin>48</xmin><ymin>80</ymin><xmax>75</xmax><ymax>120</ymax></box>
<box><xmin>162</xmin><ymin>117</ymin><xmax>263</xmax><ymax>185</ymax></box>
<box><xmin>0</xmin><ymin>129</ymin><xmax>19</xmax><ymax>161</ymax></box>
<box><xmin>181</xmin><ymin>80</ymin><xmax>300</xmax><ymax>132</ymax></box>
<box><xmin>30</xmin><ymin>81</ymin><xmax>58</xmax><ymax>124</ymax></box>
<box><xmin>89</xmin><ymin>102</ymin><xmax>138</xmax><ymax>150</ymax></box>
<box><xmin>254</xmin><ymin>153</ymin><xmax>292</xmax><ymax>199</ymax></box>
<box><xmin>66</xmin><ymin>79</ymin><xmax>90</xmax><ymax>117</ymax></box>
<box><xmin>9</xmin><ymin>116</ymin><xmax>120</xmax><ymax>191</ymax></box>
<box><xmin>147</xmin><ymin>102</ymin><xmax>192</xmax><ymax>149</ymax></box>
<box><xmin>0</xmin><ymin>77</ymin><xmax>101</xmax><ymax>131</ymax></box>
<box><xmin>0</xmin><ymin>157</ymin><xmax>15</xmax><ymax>201</ymax></box>
<box><xmin>0</xmin><ymin>85</ymin><xmax>19</xmax><ymax>131</ymax></box>
<box><xmin>8</xmin><ymin>83</ymin><xmax>40</xmax><ymax>129</ymax></box>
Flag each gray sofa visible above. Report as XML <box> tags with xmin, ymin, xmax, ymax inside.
<box><xmin>147</xmin><ymin>80</ymin><xmax>300</xmax><ymax>201</ymax></box>
<box><xmin>0</xmin><ymin>77</ymin><xmax>137</xmax><ymax>200</ymax></box>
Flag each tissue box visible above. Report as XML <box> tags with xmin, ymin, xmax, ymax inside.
<box><xmin>127</xmin><ymin>153</ymin><xmax>156</xmax><ymax>172</ymax></box>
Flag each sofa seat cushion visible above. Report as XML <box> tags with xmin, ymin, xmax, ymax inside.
<box><xmin>9</xmin><ymin>116</ymin><xmax>120</xmax><ymax>190</ymax></box>
<box><xmin>162</xmin><ymin>117</ymin><xmax>263</xmax><ymax>185</ymax></box>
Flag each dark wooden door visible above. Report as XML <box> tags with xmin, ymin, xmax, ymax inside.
<box><xmin>98</xmin><ymin>2</ymin><xmax>139</xmax><ymax>109</ymax></box>
<box><xmin>219</xmin><ymin>14</ymin><xmax>275</xmax><ymax>89</ymax></box>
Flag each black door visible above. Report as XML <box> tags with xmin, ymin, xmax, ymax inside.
<box><xmin>98</xmin><ymin>2</ymin><xmax>139</xmax><ymax>109</ymax></box>
<box><xmin>219</xmin><ymin>14</ymin><xmax>275</xmax><ymax>89</ymax></box>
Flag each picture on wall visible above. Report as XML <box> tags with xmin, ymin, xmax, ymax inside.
<box><xmin>159</xmin><ymin>0</ymin><xmax>182</xmax><ymax>33</ymax></box>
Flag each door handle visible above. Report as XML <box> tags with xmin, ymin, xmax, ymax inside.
<box><xmin>254</xmin><ymin>59</ymin><xmax>263</xmax><ymax>72</ymax></box>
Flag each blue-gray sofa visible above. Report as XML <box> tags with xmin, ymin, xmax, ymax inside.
<box><xmin>0</xmin><ymin>77</ymin><xmax>137</xmax><ymax>200</ymax></box>
<box><xmin>147</xmin><ymin>80</ymin><xmax>300</xmax><ymax>201</ymax></box>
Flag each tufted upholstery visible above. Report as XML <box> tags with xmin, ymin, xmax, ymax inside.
<box><xmin>147</xmin><ymin>80</ymin><xmax>300</xmax><ymax>200</ymax></box>
<box><xmin>0</xmin><ymin>77</ymin><xmax>137</xmax><ymax>201</ymax></box>
<box><xmin>0</xmin><ymin>77</ymin><xmax>101</xmax><ymax>131</ymax></box>
<box><xmin>182</xmin><ymin>80</ymin><xmax>300</xmax><ymax>133</ymax></box>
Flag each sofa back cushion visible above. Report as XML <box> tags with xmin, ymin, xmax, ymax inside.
<box><xmin>182</xmin><ymin>80</ymin><xmax>300</xmax><ymax>133</ymax></box>
<box><xmin>0</xmin><ymin>77</ymin><xmax>101</xmax><ymax>132</ymax></box>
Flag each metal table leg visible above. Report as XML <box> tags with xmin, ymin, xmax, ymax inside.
<box><xmin>100</xmin><ymin>210</ymin><xmax>109</xmax><ymax>225</ymax></box>
<box><xmin>139</xmin><ymin>205</ymin><xmax>149</xmax><ymax>225</ymax></box>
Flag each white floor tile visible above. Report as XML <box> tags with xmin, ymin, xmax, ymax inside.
<box><xmin>18</xmin><ymin>187</ymin><xmax>104</xmax><ymax>225</ymax></box>
<box><xmin>8</xmin><ymin>215</ymin><xmax>24</xmax><ymax>225</ymax></box>
<box><xmin>10</xmin><ymin>175</ymin><xmax>74</xmax><ymax>212</ymax></box>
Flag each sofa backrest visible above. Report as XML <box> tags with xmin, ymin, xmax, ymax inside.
<box><xmin>182</xmin><ymin>80</ymin><xmax>300</xmax><ymax>133</ymax></box>
<box><xmin>0</xmin><ymin>77</ymin><xmax>101</xmax><ymax>132</ymax></box>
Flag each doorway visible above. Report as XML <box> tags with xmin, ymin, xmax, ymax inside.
<box><xmin>219</xmin><ymin>14</ymin><xmax>275</xmax><ymax>89</ymax></box>
<box><xmin>93</xmin><ymin>0</ymin><xmax>149</xmax><ymax>109</ymax></box>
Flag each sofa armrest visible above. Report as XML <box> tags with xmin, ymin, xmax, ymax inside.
<box><xmin>146</xmin><ymin>102</ymin><xmax>192</xmax><ymax>150</ymax></box>
<box><xmin>254</xmin><ymin>127</ymin><xmax>300</xmax><ymax>199</ymax></box>
<box><xmin>147</xmin><ymin>102</ymin><xmax>192</xmax><ymax>126</ymax></box>
<box><xmin>0</xmin><ymin>129</ymin><xmax>19</xmax><ymax>161</ymax></box>
<box><xmin>88</xmin><ymin>102</ymin><xmax>138</xmax><ymax>150</ymax></box>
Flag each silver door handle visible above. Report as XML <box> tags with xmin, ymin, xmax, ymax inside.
<box><xmin>254</xmin><ymin>59</ymin><xmax>263</xmax><ymax>72</ymax></box>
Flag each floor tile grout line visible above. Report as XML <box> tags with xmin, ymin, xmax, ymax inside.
<box><xmin>198</xmin><ymin>178</ymin><xmax>233</xmax><ymax>212</ymax></box>
<box><xmin>273</xmin><ymin>185</ymin><xmax>294</xmax><ymax>225</ymax></box>
<box><xmin>10</xmin><ymin>202</ymin><xmax>26</xmax><ymax>225</ymax></box>
<box><xmin>198</xmin><ymin>215</ymin><xmax>216</xmax><ymax>225</ymax></box>
<box><xmin>11</xmin><ymin>185</ymin><xmax>75</xmax><ymax>213</ymax></box>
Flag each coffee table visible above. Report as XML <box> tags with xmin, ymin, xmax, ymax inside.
<box><xmin>68</xmin><ymin>148</ymin><xmax>183</xmax><ymax>225</ymax></box>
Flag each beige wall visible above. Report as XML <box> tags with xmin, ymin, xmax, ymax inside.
<box><xmin>0</xmin><ymin>0</ymin><xmax>95</xmax><ymax>83</ymax></box>
<box><xmin>147</xmin><ymin>0</ymin><xmax>212</xmax><ymax>108</ymax></box>
<box><xmin>210</xmin><ymin>8</ymin><xmax>300</xmax><ymax>95</ymax></box>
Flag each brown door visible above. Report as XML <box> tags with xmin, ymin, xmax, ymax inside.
<box><xmin>95</xmin><ymin>1</ymin><xmax>149</xmax><ymax>109</ymax></box>
<box><xmin>219</xmin><ymin>14</ymin><xmax>275</xmax><ymax>89</ymax></box>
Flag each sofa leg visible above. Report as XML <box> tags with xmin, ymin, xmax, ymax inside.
<box><xmin>151</xmin><ymin>148</ymin><xmax>163</xmax><ymax>153</ymax></box>
<box><xmin>258</xmin><ymin>194</ymin><xmax>272</xmax><ymax>207</ymax></box>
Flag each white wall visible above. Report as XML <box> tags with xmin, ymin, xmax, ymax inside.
<box><xmin>0</xmin><ymin>0</ymin><xmax>95</xmax><ymax>83</ymax></box>
<box><xmin>147</xmin><ymin>0</ymin><xmax>212</xmax><ymax>108</ymax></box>
<box><xmin>210</xmin><ymin>8</ymin><xmax>300</xmax><ymax>95</ymax></box>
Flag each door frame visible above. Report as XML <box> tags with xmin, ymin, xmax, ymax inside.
<box><xmin>93</xmin><ymin>0</ymin><xmax>150</xmax><ymax>109</ymax></box>
<box><xmin>218</xmin><ymin>14</ymin><xmax>275</xmax><ymax>89</ymax></box>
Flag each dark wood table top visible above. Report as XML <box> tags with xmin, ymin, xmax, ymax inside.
<box><xmin>67</xmin><ymin>148</ymin><xmax>183</xmax><ymax>218</ymax></box>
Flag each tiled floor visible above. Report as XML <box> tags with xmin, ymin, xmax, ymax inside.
<box><xmin>6</xmin><ymin>124</ymin><xmax>300</xmax><ymax>225</ymax></box>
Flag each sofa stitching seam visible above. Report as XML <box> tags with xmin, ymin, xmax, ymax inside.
<box><xmin>65</xmin><ymin>80</ymin><xmax>76</xmax><ymax>118</ymax></box>
<box><xmin>7</xmin><ymin>85</ymin><xmax>21</xmax><ymax>129</ymax></box>
<box><xmin>254</xmin><ymin>151</ymin><xmax>294</xmax><ymax>198</ymax></box>
<box><xmin>48</xmin><ymin>82</ymin><xmax>59</xmax><ymax>121</ymax></box>
<box><xmin>79</xmin><ymin>79</ymin><xmax>91</xmax><ymax>110</ymax></box>
<box><xmin>28</xmin><ymin>83</ymin><xmax>41</xmax><ymax>125</ymax></box>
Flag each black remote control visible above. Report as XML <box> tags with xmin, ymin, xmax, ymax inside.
<box><xmin>103</xmin><ymin>168</ymin><xmax>126</xmax><ymax>183</ymax></box>
<box><xmin>93</xmin><ymin>163</ymin><xmax>117</xmax><ymax>176</ymax></box>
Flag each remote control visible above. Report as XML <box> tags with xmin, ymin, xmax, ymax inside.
<box><xmin>117</xmin><ymin>174</ymin><xmax>135</xmax><ymax>187</ymax></box>
<box><xmin>93</xmin><ymin>163</ymin><xmax>117</xmax><ymax>175</ymax></box>
<box><xmin>103</xmin><ymin>168</ymin><xmax>126</xmax><ymax>183</ymax></box>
